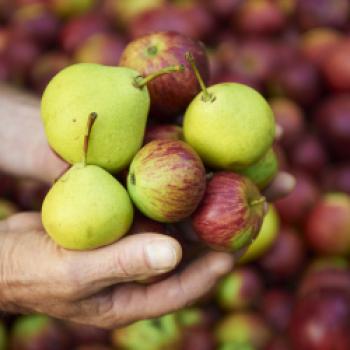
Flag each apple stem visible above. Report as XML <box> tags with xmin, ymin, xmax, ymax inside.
<box><xmin>185</xmin><ymin>52</ymin><xmax>214</xmax><ymax>103</ymax></box>
<box><xmin>133</xmin><ymin>65</ymin><xmax>185</xmax><ymax>89</ymax></box>
<box><xmin>83</xmin><ymin>112</ymin><xmax>97</xmax><ymax>166</ymax></box>
<box><xmin>250</xmin><ymin>196</ymin><xmax>266</xmax><ymax>207</ymax></box>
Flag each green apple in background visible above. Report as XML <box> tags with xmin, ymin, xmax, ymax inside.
<box><xmin>239</xmin><ymin>204</ymin><xmax>280</xmax><ymax>264</ymax></box>
<box><xmin>42</xmin><ymin>113</ymin><xmax>133</xmax><ymax>250</ymax></box>
<box><xmin>0</xmin><ymin>321</ymin><xmax>7</xmax><ymax>350</ymax></box>
<box><xmin>238</xmin><ymin>148</ymin><xmax>278</xmax><ymax>189</ymax></box>
<box><xmin>0</xmin><ymin>199</ymin><xmax>18</xmax><ymax>220</ymax></box>
<box><xmin>183</xmin><ymin>54</ymin><xmax>275</xmax><ymax>171</ymax></box>
<box><xmin>41</xmin><ymin>63</ymin><xmax>182</xmax><ymax>173</ymax></box>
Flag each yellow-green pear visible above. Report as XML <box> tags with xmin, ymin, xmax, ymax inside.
<box><xmin>183</xmin><ymin>53</ymin><xmax>275</xmax><ymax>171</ymax></box>
<box><xmin>41</xmin><ymin>63</ymin><xmax>181</xmax><ymax>173</ymax></box>
<box><xmin>41</xmin><ymin>114</ymin><xmax>134</xmax><ymax>250</ymax></box>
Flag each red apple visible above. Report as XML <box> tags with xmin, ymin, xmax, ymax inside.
<box><xmin>0</xmin><ymin>54</ymin><xmax>9</xmax><ymax>81</ymax></box>
<box><xmin>233</xmin><ymin>0</ymin><xmax>287</xmax><ymax>36</ymax></box>
<box><xmin>192</xmin><ymin>172</ymin><xmax>266</xmax><ymax>252</ymax></box>
<box><xmin>128</xmin><ymin>4</ymin><xmax>215</xmax><ymax>42</ymax></box>
<box><xmin>74</xmin><ymin>32</ymin><xmax>125</xmax><ymax>66</ymax></box>
<box><xmin>261</xmin><ymin>289</ymin><xmax>294</xmax><ymax>333</ymax></box>
<box><xmin>128</xmin><ymin>211</ymin><xmax>166</xmax><ymax>235</ymax></box>
<box><xmin>289</xmin><ymin>289</ymin><xmax>350</xmax><ymax>350</ymax></box>
<box><xmin>269</xmin><ymin>97</ymin><xmax>305</xmax><ymax>148</ymax></box>
<box><xmin>259</xmin><ymin>226</ymin><xmax>305</xmax><ymax>280</ymax></box>
<box><xmin>296</xmin><ymin>0</ymin><xmax>349</xmax><ymax>29</ymax></box>
<box><xmin>289</xmin><ymin>134</ymin><xmax>328</xmax><ymax>177</ymax></box>
<box><xmin>264</xmin><ymin>336</ymin><xmax>291</xmax><ymax>350</ymax></box>
<box><xmin>10</xmin><ymin>3</ymin><xmax>60</xmax><ymax>46</ymax></box>
<box><xmin>29</xmin><ymin>51</ymin><xmax>71</xmax><ymax>94</ymax></box>
<box><xmin>65</xmin><ymin>322</ymin><xmax>109</xmax><ymax>347</ymax></box>
<box><xmin>59</xmin><ymin>13</ymin><xmax>110</xmax><ymax>53</ymax></box>
<box><xmin>275</xmin><ymin>172</ymin><xmax>319</xmax><ymax>226</ymax></box>
<box><xmin>203</xmin><ymin>0</ymin><xmax>242</xmax><ymax>20</ymax></box>
<box><xmin>322</xmin><ymin>163</ymin><xmax>350</xmax><ymax>195</ymax></box>
<box><xmin>144</xmin><ymin>124</ymin><xmax>182</xmax><ymax>144</ymax></box>
<box><xmin>74</xmin><ymin>346</ymin><xmax>112</xmax><ymax>350</ymax></box>
<box><xmin>305</xmin><ymin>193</ymin><xmax>350</xmax><ymax>255</ymax></box>
<box><xmin>120</xmin><ymin>31</ymin><xmax>209</xmax><ymax>120</ymax></box>
<box><xmin>321</xmin><ymin>39</ymin><xmax>350</xmax><ymax>92</ymax></box>
<box><xmin>216</xmin><ymin>266</ymin><xmax>263</xmax><ymax>310</ymax></box>
<box><xmin>314</xmin><ymin>94</ymin><xmax>350</xmax><ymax>160</ymax></box>
<box><xmin>14</xmin><ymin>179</ymin><xmax>49</xmax><ymax>211</ymax></box>
<box><xmin>0</xmin><ymin>173</ymin><xmax>15</xmax><ymax>198</ymax></box>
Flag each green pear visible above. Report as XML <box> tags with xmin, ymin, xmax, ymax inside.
<box><xmin>238</xmin><ymin>148</ymin><xmax>278</xmax><ymax>189</ymax></box>
<box><xmin>41</xmin><ymin>63</ymin><xmax>182</xmax><ymax>173</ymax></box>
<box><xmin>42</xmin><ymin>114</ymin><xmax>133</xmax><ymax>250</ymax></box>
<box><xmin>183</xmin><ymin>53</ymin><xmax>275</xmax><ymax>171</ymax></box>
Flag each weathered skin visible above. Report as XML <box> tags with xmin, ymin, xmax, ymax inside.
<box><xmin>127</xmin><ymin>139</ymin><xmax>206</xmax><ymax>223</ymax></box>
<box><xmin>192</xmin><ymin>172</ymin><xmax>266</xmax><ymax>252</ymax></box>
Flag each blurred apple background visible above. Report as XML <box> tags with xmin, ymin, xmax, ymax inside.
<box><xmin>1</xmin><ymin>0</ymin><xmax>350</xmax><ymax>349</ymax></box>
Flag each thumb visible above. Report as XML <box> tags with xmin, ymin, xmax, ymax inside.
<box><xmin>67</xmin><ymin>233</ymin><xmax>182</xmax><ymax>297</ymax></box>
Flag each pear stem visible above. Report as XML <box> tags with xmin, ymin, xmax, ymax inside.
<box><xmin>83</xmin><ymin>112</ymin><xmax>97</xmax><ymax>166</ymax></box>
<box><xmin>250</xmin><ymin>196</ymin><xmax>266</xmax><ymax>207</ymax></box>
<box><xmin>185</xmin><ymin>52</ymin><xmax>214</xmax><ymax>102</ymax></box>
<box><xmin>133</xmin><ymin>65</ymin><xmax>185</xmax><ymax>89</ymax></box>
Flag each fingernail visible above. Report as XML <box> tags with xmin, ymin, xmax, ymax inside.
<box><xmin>145</xmin><ymin>240</ymin><xmax>178</xmax><ymax>272</ymax></box>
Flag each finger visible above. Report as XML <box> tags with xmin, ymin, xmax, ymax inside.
<box><xmin>263</xmin><ymin>171</ymin><xmax>296</xmax><ymax>202</ymax></box>
<box><xmin>78</xmin><ymin>251</ymin><xmax>234</xmax><ymax>328</ymax></box>
<box><xmin>0</xmin><ymin>212</ymin><xmax>43</xmax><ymax>232</ymax></box>
<box><xmin>65</xmin><ymin>233</ymin><xmax>182</xmax><ymax>297</ymax></box>
<box><xmin>275</xmin><ymin>124</ymin><xmax>283</xmax><ymax>141</ymax></box>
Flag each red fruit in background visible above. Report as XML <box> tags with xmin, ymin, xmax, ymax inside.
<box><xmin>275</xmin><ymin>172</ymin><xmax>319</xmax><ymax>226</ymax></box>
<box><xmin>314</xmin><ymin>94</ymin><xmax>350</xmax><ymax>160</ymax></box>
<box><xmin>144</xmin><ymin>124</ymin><xmax>182</xmax><ymax>144</ymax></box>
<box><xmin>264</xmin><ymin>336</ymin><xmax>291</xmax><ymax>350</ymax></box>
<box><xmin>289</xmin><ymin>134</ymin><xmax>328</xmax><ymax>177</ymax></box>
<box><xmin>260</xmin><ymin>226</ymin><xmax>305</xmax><ymax>280</ymax></box>
<box><xmin>289</xmin><ymin>289</ymin><xmax>350</xmax><ymax>350</ymax></box>
<box><xmin>14</xmin><ymin>179</ymin><xmax>49</xmax><ymax>211</ymax></box>
<box><xmin>75</xmin><ymin>346</ymin><xmax>112</xmax><ymax>350</ymax></box>
<box><xmin>203</xmin><ymin>0</ymin><xmax>242</xmax><ymax>20</ymax></box>
<box><xmin>216</xmin><ymin>267</ymin><xmax>264</xmax><ymax>311</ymax></box>
<box><xmin>192</xmin><ymin>172</ymin><xmax>266</xmax><ymax>252</ymax></box>
<box><xmin>65</xmin><ymin>323</ymin><xmax>109</xmax><ymax>346</ymax></box>
<box><xmin>60</xmin><ymin>13</ymin><xmax>110</xmax><ymax>53</ymax></box>
<box><xmin>29</xmin><ymin>51</ymin><xmax>71</xmax><ymax>94</ymax></box>
<box><xmin>296</xmin><ymin>0</ymin><xmax>349</xmax><ymax>29</ymax></box>
<box><xmin>0</xmin><ymin>55</ymin><xmax>10</xmax><ymax>81</ymax></box>
<box><xmin>305</xmin><ymin>193</ymin><xmax>350</xmax><ymax>255</ymax></box>
<box><xmin>321</xmin><ymin>40</ymin><xmax>350</xmax><ymax>92</ymax></box>
<box><xmin>269</xmin><ymin>97</ymin><xmax>305</xmax><ymax>148</ymax></box>
<box><xmin>181</xmin><ymin>327</ymin><xmax>216</xmax><ymax>350</ymax></box>
<box><xmin>128</xmin><ymin>211</ymin><xmax>166</xmax><ymax>235</ymax></box>
<box><xmin>300</xmin><ymin>27</ymin><xmax>343</xmax><ymax>66</ymax></box>
<box><xmin>10</xmin><ymin>3</ymin><xmax>60</xmax><ymax>46</ymax></box>
<box><xmin>74</xmin><ymin>33</ymin><xmax>125</xmax><ymax>66</ymax></box>
<box><xmin>0</xmin><ymin>173</ymin><xmax>15</xmax><ymax>198</ymax></box>
<box><xmin>233</xmin><ymin>0</ymin><xmax>287</xmax><ymax>36</ymax></box>
<box><xmin>128</xmin><ymin>4</ymin><xmax>215</xmax><ymax>42</ymax></box>
<box><xmin>261</xmin><ymin>289</ymin><xmax>294</xmax><ymax>332</ymax></box>
<box><xmin>120</xmin><ymin>31</ymin><xmax>209</xmax><ymax>120</ymax></box>
<box><xmin>269</xmin><ymin>58</ymin><xmax>321</xmax><ymax>106</ymax></box>
<box><xmin>323</xmin><ymin>163</ymin><xmax>350</xmax><ymax>195</ymax></box>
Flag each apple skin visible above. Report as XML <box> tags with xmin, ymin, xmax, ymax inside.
<box><xmin>74</xmin><ymin>346</ymin><xmax>112</xmax><ymax>350</ymax></box>
<box><xmin>269</xmin><ymin>97</ymin><xmax>305</xmax><ymax>148</ymax></box>
<box><xmin>0</xmin><ymin>173</ymin><xmax>15</xmax><ymax>198</ymax></box>
<box><xmin>74</xmin><ymin>32</ymin><xmax>125</xmax><ymax>66</ymax></box>
<box><xmin>233</xmin><ymin>0</ymin><xmax>287</xmax><ymax>36</ymax></box>
<box><xmin>59</xmin><ymin>13</ymin><xmax>110</xmax><ymax>53</ymax></box>
<box><xmin>144</xmin><ymin>124</ymin><xmax>183</xmax><ymax>144</ymax></box>
<box><xmin>264</xmin><ymin>336</ymin><xmax>291</xmax><ymax>350</ymax></box>
<box><xmin>259</xmin><ymin>226</ymin><xmax>305</xmax><ymax>280</ymax></box>
<box><xmin>300</xmin><ymin>27</ymin><xmax>343</xmax><ymax>67</ymax></box>
<box><xmin>321</xmin><ymin>40</ymin><xmax>350</xmax><ymax>92</ymax></box>
<box><xmin>29</xmin><ymin>52</ymin><xmax>71</xmax><ymax>94</ymax></box>
<box><xmin>203</xmin><ymin>0</ymin><xmax>242</xmax><ymax>20</ymax></box>
<box><xmin>10</xmin><ymin>3</ymin><xmax>60</xmax><ymax>47</ymax></box>
<box><xmin>14</xmin><ymin>179</ymin><xmax>49</xmax><ymax>211</ymax></box>
<box><xmin>128</xmin><ymin>4</ymin><xmax>215</xmax><ymax>42</ymax></box>
<box><xmin>305</xmin><ymin>193</ymin><xmax>350</xmax><ymax>256</ymax></box>
<box><xmin>314</xmin><ymin>94</ymin><xmax>350</xmax><ymax>160</ymax></box>
<box><xmin>127</xmin><ymin>140</ymin><xmax>206</xmax><ymax>223</ymax></box>
<box><xmin>65</xmin><ymin>323</ymin><xmax>109</xmax><ymax>347</ymax></box>
<box><xmin>322</xmin><ymin>163</ymin><xmax>350</xmax><ymax>195</ymax></box>
<box><xmin>216</xmin><ymin>267</ymin><xmax>263</xmax><ymax>311</ymax></box>
<box><xmin>10</xmin><ymin>315</ymin><xmax>72</xmax><ymax>350</ymax></box>
<box><xmin>192</xmin><ymin>172</ymin><xmax>266</xmax><ymax>252</ymax></box>
<box><xmin>275</xmin><ymin>172</ymin><xmax>319</xmax><ymax>226</ymax></box>
<box><xmin>239</xmin><ymin>204</ymin><xmax>279</xmax><ymax>264</ymax></box>
<box><xmin>119</xmin><ymin>31</ymin><xmax>209</xmax><ymax>120</ymax></box>
<box><xmin>289</xmin><ymin>134</ymin><xmax>328</xmax><ymax>178</ymax></box>
<box><xmin>0</xmin><ymin>199</ymin><xmax>18</xmax><ymax>220</ymax></box>
<box><xmin>296</xmin><ymin>0</ymin><xmax>349</xmax><ymax>30</ymax></box>
<box><xmin>261</xmin><ymin>289</ymin><xmax>294</xmax><ymax>333</ymax></box>
<box><xmin>215</xmin><ymin>312</ymin><xmax>272</xmax><ymax>349</ymax></box>
<box><xmin>128</xmin><ymin>210</ymin><xmax>166</xmax><ymax>235</ymax></box>
<box><xmin>181</xmin><ymin>327</ymin><xmax>216</xmax><ymax>350</ymax></box>
<box><xmin>289</xmin><ymin>289</ymin><xmax>350</xmax><ymax>350</ymax></box>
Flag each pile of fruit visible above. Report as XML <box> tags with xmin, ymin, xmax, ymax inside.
<box><xmin>1</xmin><ymin>0</ymin><xmax>350</xmax><ymax>349</ymax></box>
